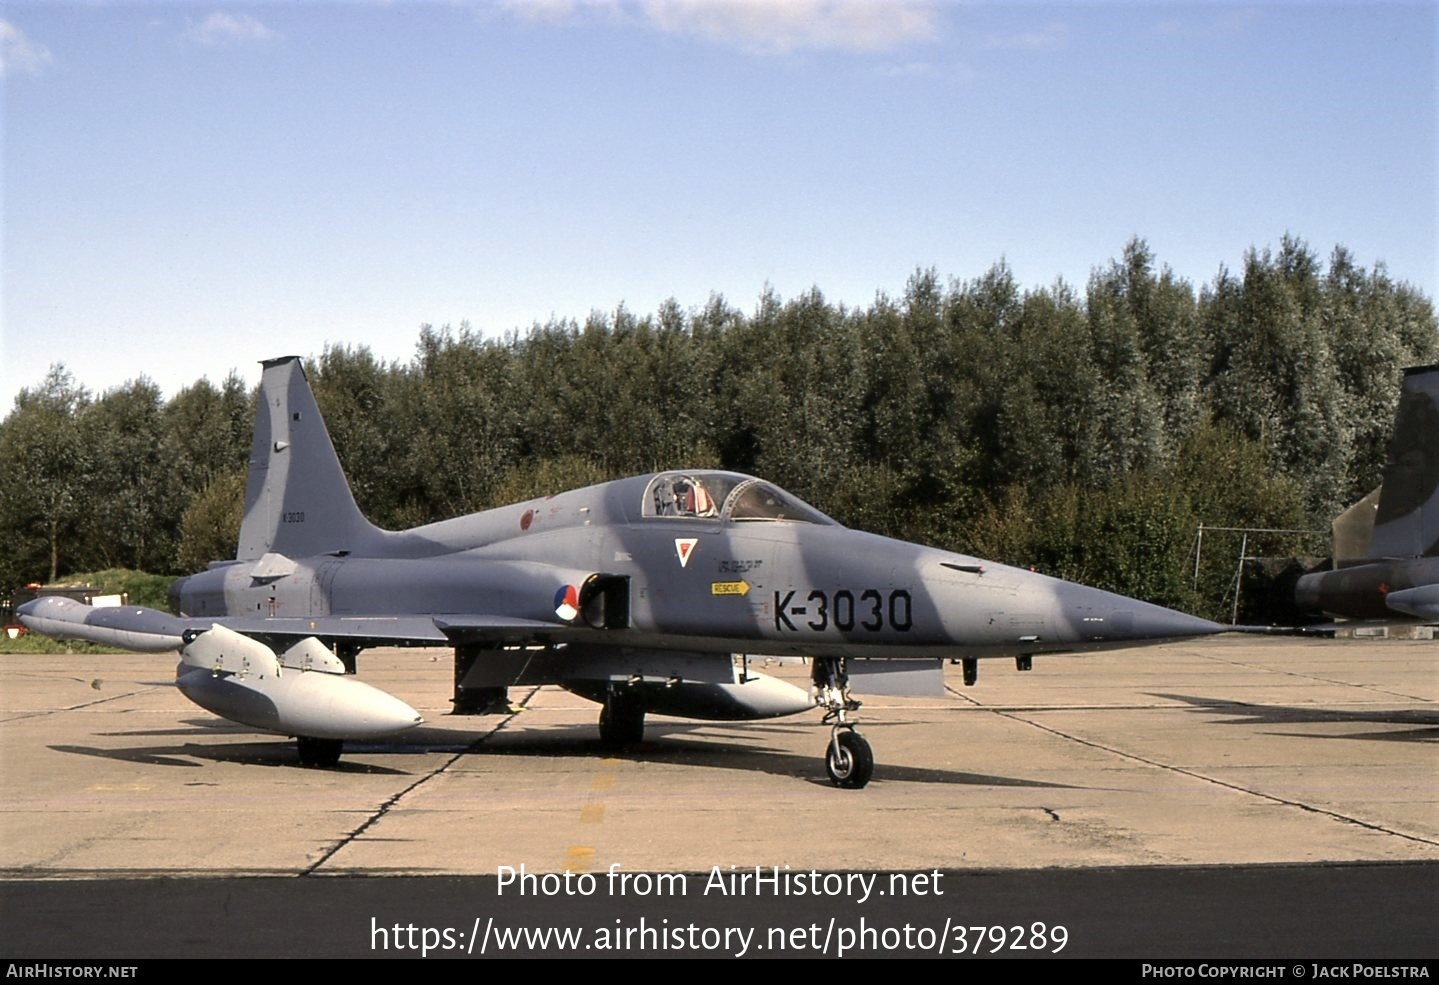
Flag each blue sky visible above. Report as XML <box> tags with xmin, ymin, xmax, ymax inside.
<box><xmin>2</xmin><ymin>1</ymin><xmax>1434</xmax><ymax>410</ymax></box>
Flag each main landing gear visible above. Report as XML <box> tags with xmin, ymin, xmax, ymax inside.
<box><xmin>296</xmin><ymin>735</ymin><xmax>343</xmax><ymax>768</ymax></box>
<box><xmin>598</xmin><ymin>687</ymin><xmax>646</xmax><ymax>749</ymax></box>
<box><xmin>813</xmin><ymin>658</ymin><xmax>873</xmax><ymax>789</ymax></box>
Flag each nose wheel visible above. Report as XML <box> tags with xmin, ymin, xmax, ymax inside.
<box><xmin>814</xmin><ymin>657</ymin><xmax>873</xmax><ymax>789</ymax></box>
<box><xmin>825</xmin><ymin>726</ymin><xmax>873</xmax><ymax>788</ymax></box>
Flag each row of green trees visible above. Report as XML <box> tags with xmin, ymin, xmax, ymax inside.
<box><xmin>2</xmin><ymin>236</ymin><xmax>1434</xmax><ymax>621</ymax></box>
<box><xmin>1</xmin><ymin>370</ymin><xmax>252</xmax><ymax>584</ymax></box>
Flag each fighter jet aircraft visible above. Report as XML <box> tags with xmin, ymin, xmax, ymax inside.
<box><xmin>20</xmin><ymin>356</ymin><xmax>1223</xmax><ymax>787</ymax></box>
<box><xmin>1295</xmin><ymin>364</ymin><xmax>1439</xmax><ymax>624</ymax></box>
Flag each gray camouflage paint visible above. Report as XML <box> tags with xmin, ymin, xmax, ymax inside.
<box><xmin>170</xmin><ymin>358</ymin><xmax>1220</xmax><ymax>668</ymax></box>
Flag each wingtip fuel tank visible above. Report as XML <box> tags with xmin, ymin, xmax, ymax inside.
<box><xmin>177</xmin><ymin>625</ymin><xmax>422</xmax><ymax>740</ymax></box>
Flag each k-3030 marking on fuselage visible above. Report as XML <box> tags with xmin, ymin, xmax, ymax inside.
<box><xmin>773</xmin><ymin>589</ymin><xmax>913</xmax><ymax>633</ymax></box>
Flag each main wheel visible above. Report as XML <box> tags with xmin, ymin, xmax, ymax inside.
<box><xmin>825</xmin><ymin>730</ymin><xmax>873</xmax><ymax>789</ymax></box>
<box><xmin>297</xmin><ymin>736</ymin><xmax>343</xmax><ymax>768</ymax></box>
<box><xmin>598</xmin><ymin>693</ymin><xmax>645</xmax><ymax>748</ymax></box>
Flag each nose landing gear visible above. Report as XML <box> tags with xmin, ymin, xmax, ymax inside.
<box><xmin>813</xmin><ymin>657</ymin><xmax>873</xmax><ymax>789</ymax></box>
<box><xmin>825</xmin><ymin>727</ymin><xmax>873</xmax><ymax>788</ymax></box>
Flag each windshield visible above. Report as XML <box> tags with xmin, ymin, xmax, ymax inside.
<box><xmin>642</xmin><ymin>472</ymin><xmax>832</xmax><ymax>524</ymax></box>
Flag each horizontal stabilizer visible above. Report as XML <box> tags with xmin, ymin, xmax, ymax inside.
<box><xmin>16</xmin><ymin>597</ymin><xmax>185</xmax><ymax>652</ymax></box>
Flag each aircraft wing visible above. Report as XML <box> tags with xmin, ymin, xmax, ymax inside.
<box><xmin>16</xmin><ymin>596</ymin><xmax>578</xmax><ymax>652</ymax></box>
<box><xmin>211</xmin><ymin>614</ymin><xmax>580</xmax><ymax>646</ymax></box>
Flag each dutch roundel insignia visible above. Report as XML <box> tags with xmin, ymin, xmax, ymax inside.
<box><xmin>554</xmin><ymin>584</ymin><xmax>580</xmax><ymax>622</ymax></box>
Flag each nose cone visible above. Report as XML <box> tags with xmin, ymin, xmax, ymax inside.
<box><xmin>1051</xmin><ymin>581</ymin><xmax>1224</xmax><ymax>645</ymax></box>
<box><xmin>1386</xmin><ymin>584</ymin><xmax>1439</xmax><ymax>620</ymax></box>
<box><xmin>921</xmin><ymin>552</ymin><xmax>1225</xmax><ymax>656</ymax></box>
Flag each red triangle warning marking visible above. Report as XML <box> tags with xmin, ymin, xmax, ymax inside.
<box><xmin>675</xmin><ymin>538</ymin><xmax>698</xmax><ymax>568</ymax></box>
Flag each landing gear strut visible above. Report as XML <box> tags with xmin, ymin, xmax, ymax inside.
<box><xmin>813</xmin><ymin>657</ymin><xmax>873</xmax><ymax>789</ymax></box>
<box><xmin>296</xmin><ymin>736</ymin><xmax>343</xmax><ymax>768</ymax></box>
<box><xmin>598</xmin><ymin>687</ymin><xmax>645</xmax><ymax>749</ymax></box>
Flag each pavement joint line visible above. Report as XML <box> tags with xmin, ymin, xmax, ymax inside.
<box><xmin>942</xmin><ymin>699</ymin><xmax>1286</xmax><ymax>712</ymax></box>
<box><xmin>996</xmin><ymin>708</ymin><xmax>1439</xmax><ymax>849</ymax></box>
<box><xmin>1194</xmin><ymin>651</ymin><xmax>1437</xmax><ymax>703</ymax></box>
<box><xmin>944</xmin><ymin>684</ymin><xmax>984</xmax><ymax>707</ymax></box>
<box><xmin>300</xmin><ymin>685</ymin><xmax>545</xmax><ymax>877</ymax></box>
<box><xmin>1</xmin><ymin>685</ymin><xmax>164</xmax><ymax>724</ymax></box>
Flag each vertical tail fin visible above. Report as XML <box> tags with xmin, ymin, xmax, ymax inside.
<box><xmin>236</xmin><ymin>357</ymin><xmax>385</xmax><ymax>560</ymax></box>
<box><xmin>1369</xmin><ymin>364</ymin><xmax>1439</xmax><ymax>559</ymax></box>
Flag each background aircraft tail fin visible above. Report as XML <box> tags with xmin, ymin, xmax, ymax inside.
<box><xmin>236</xmin><ymin>356</ymin><xmax>385</xmax><ymax>560</ymax></box>
<box><xmin>1369</xmin><ymin>364</ymin><xmax>1439</xmax><ymax>559</ymax></box>
<box><xmin>1329</xmin><ymin>485</ymin><xmax>1382</xmax><ymax>565</ymax></box>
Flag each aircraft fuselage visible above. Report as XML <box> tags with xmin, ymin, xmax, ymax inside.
<box><xmin>170</xmin><ymin>471</ymin><xmax>1216</xmax><ymax>661</ymax></box>
<box><xmin>1294</xmin><ymin>556</ymin><xmax>1439</xmax><ymax>621</ymax></box>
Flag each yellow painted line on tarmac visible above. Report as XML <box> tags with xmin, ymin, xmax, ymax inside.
<box><xmin>564</xmin><ymin>845</ymin><xmax>596</xmax><ymax>872</ymax></box>
<box><xmin>567</xmin><ymin>757</ymin><xmax>622</xmax><ymax>867</ymax></box>
<box><xmin>88</xmin><ymin>784</ymin><xmax>152</xmax><ymax>792</ymax></box>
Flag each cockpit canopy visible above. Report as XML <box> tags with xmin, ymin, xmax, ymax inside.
<box><xmin>642</xmin><ymin>472</ymin><xmax>833</xmax><ymax>525</ymax></box>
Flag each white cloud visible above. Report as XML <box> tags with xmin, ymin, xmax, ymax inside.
<box><xmin>1157</xmin><ymin>8</ymin><xmax>1259</xmax><ymax>40</ymax></box>
<box><xmin>982</xmin><ymin>20</ymin><xmax>1067</xmax><ymax>51</ymax></box>
<box><xmin>876</xmin><ymin>60</ymin><xmax>936</xmax><ymax>77</ymax></box>
<box><xmin>184</xmin><ymin>12</ymin><xmax>278</xmax><ymax>46</ymax></box>
<box><xmin>0</xmin><ymin>19</ymin><xmax>54</xmax><ymax>77</ymax></box>
<box><xmin>873</xmin><ymin>58</ymin><xmax>974</xmax><ymax>83</ymax></box>
<box><xmin>641</xmin><ymin>0</ymin><xmax>941</xmax><ymax>55</ymax></box>
<box><xmin>501</xmin><ymin>0</ymin><xmax>589</xmax><ymax>25</ymax></box>
<box><xmin>498</xmin><ymin>0</ymin><xmax>940</xmax><ymax>55</ymax></box>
